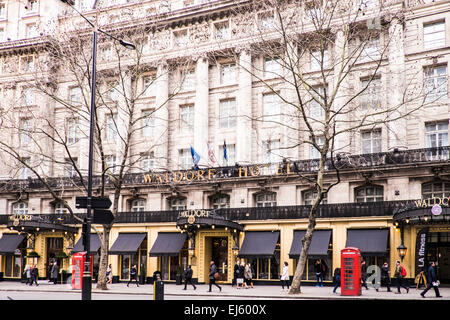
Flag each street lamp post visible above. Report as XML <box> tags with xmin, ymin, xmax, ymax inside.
<box><xmin>60</xmin><ymin>0</ymin><xmax>135</xmax><ymax>300</ymax></box>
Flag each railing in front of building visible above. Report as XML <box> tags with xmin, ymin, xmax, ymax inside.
<box><xmin>1</xmin><ymin>146</ymin><xmax>448</xmax><ymax>191</ymax></box>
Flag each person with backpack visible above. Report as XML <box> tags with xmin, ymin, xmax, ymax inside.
<box><xmin>332</xmin><ymin>267</ymin><xmax>341</xmax><ymax>294</ymax></box>
<box><xmin>394</xmin><ymin>260</ymin><xmax>409</xmax><ymax>294</ymax></box>
<box><xmin>182</xmin><ymin>265</ymin><xmax>196</xmax><ymax>290</ymax></box>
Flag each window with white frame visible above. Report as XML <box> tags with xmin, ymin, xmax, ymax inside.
<box><xmin>173</xmin><ymin>29</ymin><xmax>188</xmax><ymax>47</ymax></box>
<box><xmin>220</xmin><ymin>63</ymin><xmax>236</xmax><ymax>85</ymax></box>
<box><xmin>78</xmin><ymin>0</ymin><xmax>95</xmax><ymax>11</ymax></box>
<box><xmin>255</xmin><ymin>192</ymin><xmax>277</xmax><ymax>207</ymax></box>
<box><xmin>310</xmin><ymin>135</ymin><xmax>324</xmax><ymax>159</ymax></box>
<box><xmin>18</xmin><ymin>157</ymin><xmax>31</xmax><ymax>179</ymax></box>
<box><xmin>22</xmin><ymin>87</ymin><xmax>35</xmax><ymax>105</ymax></box>
<box><xmin>69</xmin><ymin>87</ymin><xmax>82</xmax><ymax>105</ymax></box>
<box><xmin>20</xmin><ymin>55</ymin><xmax>34</xmax><ymax>72</ymax></box>
<box><xmin>303</xmin><ymin>190</ymin><xmax>328</xmax><ymax>205</ymax></box>
<box><xmin>422</xmin><ymin>181</ymin><xmax>450</xmax><ymax>199</ymax></box>
<box><xmin>181</xmin><ymin>69</ymin><xmax>195</xmax><ymax>91</ymax></box>
<box><xmin>142</xmin><ymin>110</ymin><xmax>155</xmax><ymax>137</ymax></box>
<box><xmin>169</xmin><ymin>197</ymin><xmax>187</xmax><ymax>210</ymax></box>
<box><xmin>355</xmin><ymin>185</ymin><xmax>383</xmax><ymax>202</ymax></box>
<box><xmin>143</xmin><ymin>75</ymin><xmax>156</xmax><ymax>97</ymax></box>
<box><xmin>219</xmin><ymin>143</ymin><xmax>235</xmax><ymax>166</ymax></box>
<box><xmin>64</xmin><ymin>158</ymin><xmax>78</xmax><ymax>177</ymax></box>
<box><xmin>54</xmin><ymin>202</ymin><xmax>68</xmax><ymax>214</ymax></box>
<box><xmin>0</xmin><ymin>1</ymin><xmax>6</xmax><ymax>19</ymax></box>
<box><xmin>19</xmin><ymin>118</ymin><xmax>32</xmax><ymax>145</ymax></box>
<box><xmin>219</xmin><ymin>99</ymin><xmax>236</xmax><ymax>129</ymax></box>
<box><xmin>179</xmin><ymin>148</ymin><xmax>192</xmax><ymax>170</ymax></box>
<box><xmin>424</xmin><ymin>65</ymin><xmax>447</xmax><ymax>103</ymax></box>
<box><xmin>309</xmin><ymin>86</ymin><xmax>326</xmax><ymax>119</ymax></box>
<box><xmin>108</xmin><ymin>82</ymin><xmax>120</xmax><ymax>101</ymax></box>
<box><xmin>141</xmin><ymin>152</ymin><xmax>155</xmax><ymax>172</ymax></box>
<box><xmin>25</xmin><ymin>0</ymin><xmax>38</xmax><ymax>14</ymax></box>
<box><xmin>13</xmin><ymin>202</ymin><xmax>29</xmax><ymax>214</ymax></box>
<box><xmin>131</xmin><ymin>199</ymin><xmax>146</xmax><ymax>212</ymax></box>
<box><xmin>66</xmin><ymin>118</ymin><xmax>79</xmax><ymax>144</ymax></box>
<box><xmin>426</xmin><ymin>121</ymin><xmax>449</xmax><ymax>148</ymax></box>
<box><xmin>214</xmin><ymin>21</ymin><xmax>230</xmax><ymax>40</ymax></box>
<box><xmin>361</xmin><ymin>129</ymin><xmax>382</xmax><ymax>154</ymax></box>
<box><xmin>258</xmin><ymin>12</ymin><xmax>274</xmax><ymax>30</ymax></box>
<box><xmin>180</xmin><ymin>104</ymin><xmax>194</xmax><ymax>132</ymax></box>
<box><xmin>360</xmin><ymin>36</ymin><xmax>380</xmax><ymax>62</ymax></box>
<box><xmin>424</xmin><ymin>21</ymin><xmax>445</xmax><ymax>49</ymax></box>
<box><xmin>263</xmin><ymin>140</ymin><xmax>280</xmax><ymax>164</ymax></box>
<box><xmin>264</xmin><ymin>57</ymin><xmax>281</xmax><ymax>79</ymax></box>
<box><xmin>263</xmin><ymin>93</ymin><xmax>281</xmax><ymax>123</ymax></box>
<box><xmin>358</xmin><ymin>0</ymin><xmax>378</xmax><ymax>10</ymax></box>
<box><xmin>310</xmin><ymin>49</ymin><xmax>329</xmax><ymax>71</ymax></box>
<box><xmin>360</xmin><ymin>78</ymin><xmax>381</xmax><ymax>110</ymax></box>
<box><xmin>26</xmin><ymin>23</ymin><xmax>38</xmax><ymax>38</ymax></box>
<box><xmin>210</xmin><ymin>194</ymin><xmax>230</xmax><ymax>209</ymax></box>
<box><xmin>105</xmin><ymin>155</ymin><xmax>118</xmax><ymax>174</ymax></box>
<box><xmin>106</xmin><ymin>114</ymin><xmax>118</xmax><ymax>141</ymax></box>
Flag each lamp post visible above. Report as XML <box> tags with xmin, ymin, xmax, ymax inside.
<box><xmin>60</xmin><ymin>0</ymin><xmax>135</xmax><ymax>300</ymax></box>
<box><xmin>397</xmin><ymin>222</ymin><xmax>408</xmax><ymax>262</ymax></box>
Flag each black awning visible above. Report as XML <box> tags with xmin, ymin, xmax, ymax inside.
<box><xmin>71</xmin><ymin>234</ymin><xmax>102</xmax><ymax>254</ymax></box>
<box><xmin>288</xmin><ymin>230</ymin><xmax>332</xmax><ymax>259</ymax></box>
<box><xmin>346</xmin><ymin>229</ymin><xmax>389</xmax><ymax>256</ymax></box>
<box><xmin>149</xmin><ymin>233</ymin><xmax>187</xmax><ymax>257</ymax></box>
<box><xmin>238</xmin><ymin>231</ymin><xmax>280</xmax><ymax>258</ymax></box>
<box><xmin>109</xmin><ymin>233</ymin><xmax>147</xmax><ymax>255</ymax></box>
<box><xmin>0</xmin><ymin>234</ymin><xmax>26</xmax><ymax>254</ymax></box>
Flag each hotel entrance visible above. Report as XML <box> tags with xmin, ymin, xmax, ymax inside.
<box><xmin>427</xmin><ymin>231</ymin><xmax>450</xmax><ymax>284</ymax></box>
<box><xmin>200</xmin><ymin>232</ymin><xmax>233</xmax><ymax>283</ymax></box>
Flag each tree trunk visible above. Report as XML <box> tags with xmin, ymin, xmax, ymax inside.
<box><xmin>96</xmin><ymin>225</ymin><xmax>111</xmax><ymax>290</ymax></box>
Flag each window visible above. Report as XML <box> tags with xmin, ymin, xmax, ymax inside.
<box><xmin>69</xmin><ymin>87</ymin><xmax>82</xmax><ymax>105</ymax></box>
<box><xmin>426</xmin><ymin>121</ymin><xmax>448</xmax><ymax>148</ymax></box>
<box><xmin>20</xmin><ymin>55</ymin><xmax>34</xmax><ymax>72</ymax></box>
<box><xmin>19</xmin><ymin>118</ymin><xmax>32</xmax><ymax>145</ymax></box>
<box><xmin>303</xmin><ymin>190</ymin><xmax>328</xmax><ymax>205</ymax></box>
<box><xmin>360</xmin><ymin>78</ymin><xmax>381</xmax><ymax>110</ymax></box>
<box><xmin>264</xmin><ymin>57</ymin><xmax>281</xmax><ymax>79</ymax></box>
<box><xmin>422</xmin><ymin>181</ymin><xmax>450</xmax><ymax>199</ymax></box>
<box><xmin>108</xmin><ymin>82</ymin><xmax>120</xmax><ymax>101</ymax></box>
<box><xmin>220</xmin><ymin>63</ymin><xmax>236</xmax><ymax>85</ymax></box>
<box><xmin>258</xmin><ymin>12</ymin><xmax>274</xmax><ymax>30</ymax></box>
<box><xmin>180</xmin><ymin>69</ymin><xmax>195</xmax><ymax>91</ymax></box>
<box><xmin>67</xmin><ymin>118</ymin><xmax>79</xmax><ymax>144</ymax></box>
<box><xmin>169</xmin><ymin>197</ymin><xmax>187</xmax><ymax>210</ymax></box>
<box><xmin>255</xmin><ymin>192</ymin><xmax>277</xmax><ymax>207</ymax></box>
<box><xmin>180</xmin><ymin>104</ymin><xmax>194</xmax><ymax>132</ymax></box>
<box><xmin>424</xmin><ymin>65</ymin><xmax>447</xmax><ymax>103</ymax></box>
<box><xmin>219</xmin><ymin>99</ymin><xmax>236</xmax><ymax>129</ymax></box>
<box><xmin>26</xmin><ymin>24</ymin><xmax>38</xmax><ymax>38</ymax></box>
<box><xmin>214</xmin><ymin>21</ymin><xmax>230</xmax><ymax>40</ymax></box>
<box><xmin>131</xmin><ymin>199</ymin><xmax>146</xmax><ymax>212</ymax></box>
<box><xmin>173</xmin><ymin>29</ymin><xmax>188</xmax><ymax>47</ymax></box>
<box><xmin>25</xmin><ymin>0</ymin><xmax>38</xmax><ymax>14</ymax></box>
<box><xmin>310</xmin><ymin>135</ymin><xmax>324</xmax><ymax>159</ymax></box>
<box><xmin>361</xmin><ymin>129</ymin><xmax>382</xmax><ymax>154</ymax></box>
<box><xmin>311</xmin><ymin>49</ymin><xmax>329</xmax><ymax>71</ymax></box>
<box><xmin>219</xmin><ymin>143</ymin><xmax>235</xmax><ymax>166</ymax></box>
<box><xmin>263</xmin><ymin>140</ymin><xmax>280</xmax><ymax>164</ymax></box>
<box><xmin>358</xmin><ymin>0</ymin><xmax>377</xmax><ymax>10</ymax></box>
<box><xmin>105</xmin><ymin>155</ymin><xmax>118</xmax><ymax>174</ymax></box>
<box><xmin>13</xmin><ymin>202</ymin><xmax>28</xmax><ymax>214</ymax></box>
<box><xmin>142</xmin><ymin>110</ymin><xmax>155</xmax><ymax>137</ymax></box>
<box><xmin>0</xmin><ymin>1</ymin><xmax>6</xmax><ymax>19</ymax></box>
<box><xmin>424</xmin><ymin>21</ymin><xmax>445</xmax><ymax>49</ymax></box>
<box><xmin>360</xmin><ymin>36</ymin><xmax>380</xmax><ymax>62</ymax></box>
<box><xmin>355</xmin><ymin>185</ymin><xmax>383</xmax><ymax>202</ymax></box>
<box><xmin>263</xmin><ymin>93</ymin><xmax>281</xmax><ymax>123</ymax></box>
<box><xmin>141</xmin><ymin>152</ymin><xmax>155</xmax><ymax>172</ymax></box>
<box><xmin>55</xmin><ymin>202</ymin><xmax>68</xmax><ymax>214</ymax></box>
<box><xmin>159</xmin><ymin>240</ymin><xmax>188</xmax><ymax>281</ymax></box>
<box><xmin>22</xmin><ymin>87</ymin><xmax>35</xmax><ymax>105</ymax></box>
<box><xmin>143</xmin><ymin>75</ymin><xmax>156</xmax><ymax>97</ymax></box>
<box><xmin>310</xmin><ymin>86</ymin><xmax>326</xmax><ymax>119</ymax></box>
<box><xmin>18</xmin><ymin>158</ymin><xmax>31</xmax><ymax>179</ymax></box>
<box><xmin>119</xmin><ymin>239</ymin><xmax>147</xmax><ymax>281</ymax></box>
<box><xmin>248</xmin><ymin>239</ymin><xmax>280</xmax><ymax>280</ymax></box>
<box><xmin>106</xmin><ymin>114</ymin><xmax>118</xmax><ymax>141</ymax></box>
<box><xmin>78</xmin><ymin>0</ymin><xmax>95</xmax><ymax>11</ymax></box>
<box><xmin>64</xmin><ymin>158</ymin><xmax>77</xmax><ymax>177</ymax></box>
<box><xmin>179</xmin><ymin>149</ymin><xmax>191</xmax><ymax>170</ymax></box>
<box><xmin>210</xmin><ymin>194</ymin><xmax>230</xmax><ymax>209</ymax></box>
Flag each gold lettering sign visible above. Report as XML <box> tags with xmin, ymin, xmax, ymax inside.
<box><xmin>414</xmin><ymin>197</ymin><xmax>450</xmax><ymax>208</ymax></box>
<box><xmin>9</xmin><ymin>214</ymin><xmax>32</xmax><ymax>221</ymax></box>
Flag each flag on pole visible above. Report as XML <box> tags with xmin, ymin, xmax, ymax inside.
<box><xmin>190</xmin><ymin>146</ymin><xmax>200</xmax><ymax>169</ymax></box>
<box><xmin>207</xmin><ymin>142</ymin><xmax>216</xmax><ymax>164</ymax></box>
<box><xmin>223</xmin><ymin>140</ymin><xmax>228</xmax><ymax>163</ymax></box>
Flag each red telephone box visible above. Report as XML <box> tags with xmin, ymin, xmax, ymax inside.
<box><xmin>71</xmin><ymin>252</ymin><xmax>93</xmax><ymax>289</ymax></box>
<box><xmin>340</xmin><ymin>247</ymin><xmax>362</xmax><ymax>296</ymax></box>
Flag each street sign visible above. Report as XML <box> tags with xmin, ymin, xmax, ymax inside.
<box><xmin>76</xmin><ymin>196</ymin><xmax>112</xmax><ymax>209</ymax></box>
<box><xmin>92</xmin><ymin>209</ymin><xmax>114</xmax><ymax>225</ymax></box>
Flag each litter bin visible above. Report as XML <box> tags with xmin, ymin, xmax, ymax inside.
<box><xmin>154</xmin><ymin>280</ymin><xmax>164</xmax><ymax>300</ymax></box>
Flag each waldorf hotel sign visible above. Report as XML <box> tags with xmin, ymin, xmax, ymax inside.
<box><xmin>142</xmin><ymin>163</ymin><xmax>293</xmax><ymax>185</ymax></box>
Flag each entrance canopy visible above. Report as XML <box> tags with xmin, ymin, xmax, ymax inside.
<box><xmin>346</xmin><ymin>229</ymin><xmax>389</xmax><ymax>256</ymax></box>
<box><xmin>149</xmin><ymin>232</ymin><xmax>187</xmax><ymax>257</ymax></box>
<box><xmin>238</xmin><ymin>231</ymin><xmax>279</xmax><ymax>258</ymax></box>
<box><xmin>71</xmin><ymin>233</ymin><xmax>102</xmax><ymax>254</ymax></box>
<box><xmin>0</xmin><ymin>234</ymin><xmax>26</xmax><ymax>254</ymax></box>
<box><xmin>109</xmin><ymin>233</ymin><xmax>146</xmax><ymax>255</ymax></box>
<box><xmin>289</xmin><ymin>230</ymin><xmax>332</xmax><ymax>259</ymax></box>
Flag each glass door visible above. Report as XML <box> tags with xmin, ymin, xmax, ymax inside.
<box><xmin>211</xmin><ymin>237</ymin><xmax>228</xmax><ymax>282</ymax></box>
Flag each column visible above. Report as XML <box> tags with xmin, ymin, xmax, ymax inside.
<box><xmin>154</xmin><ymin>62</ymin><xmax>170</xmax><ymax>170</ymax></box>
<box><xmin>193</xmin><ymin>56</ymin><xmax>209</xmax><ymax>167</ymax></box>
<box><xmin>236</xmin><ymin>49</ymin><xmax>252</xmax><ymax>164</ymax></box>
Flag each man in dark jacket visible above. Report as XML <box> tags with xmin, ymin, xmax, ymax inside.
<box><xmin>127</xmin><ymin>265</ymin><xmax>139</xmax><ymax>287</ymax></box>
<box><xmin>30</xmin><ymin>265</ymin><xmax>39</xmax><ymax>286</ymax></box>
<box><xmin>50</xmin><ymin>262</ymin><xmax>59</xmax><ymax>284</ymax></box>
<box><xmin>208</xmin><ymin>261</ymin><xmax>222</xmax><ymax>292</ymax></box>
<box><xmin>232</xmin><ymin>260</ymin><xmax>240</xmax><ymax>287</ymax></box>
<box><xmin>332</xmin><ymin>267</ymin><xmax>341</xmax><ymax>294</ymax></box>
<box><xmin>361</xmin><ymin>260</ymin><xmax>369</xmax><ymax>290</ymax></box>
<box><xmin>420</xmin><ymin>261</ymin><xmax>443</xmax><ymax>298</ymax></box>
<box><xmin>183</xmin><ymin>265</ymin><xmax>196</xmax><ymax>290</ymax></box>
<box><xmin>378</xmin><ymin>262</ymin><xmax>391</xmax><ymax>292</ymax></box>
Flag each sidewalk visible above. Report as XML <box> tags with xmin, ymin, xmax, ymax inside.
<box><xmin>0</xmin><ymin>281</ymin><xmax>449</xmax><ymax>300</ymax></box>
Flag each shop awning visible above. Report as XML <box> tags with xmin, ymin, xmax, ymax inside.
<box><xmin>288</xmin><ymin>230</ymin><xmax>332</xmax><ymax>259</ymax></box>
<box><xmin>238</xmin><ymin>231</ymin><xmax>280</xmax><ymax>258</ymax></box>
<box><xmin>71</xmin><ymin>234</ymin><xmax>102</xmax><ymax>254</ymax></box>
<box><xmin>149</xmin><ymin>233</ymin><xmax>187</xmax><ymax>257</ymax></box>
<box><xmin>109</xmin><ymin>233</ymin><xmax>147</xmax><ymax>255</ymax></box>
<box><xmin>346</xmin><ymin>229</ymin><xmax>389</xmax><ymax>256</ymax></box>
<box><xmin>0</xmin><ymin>234</ymin><xmax>27</xmax><ymax>254</ymax></box>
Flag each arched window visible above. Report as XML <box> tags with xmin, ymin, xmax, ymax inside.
<box><xmin>210</xmin><ymin>194</ymin><xmax>230</xmax><ymax>209</ymax></box>
<box><xmin>169</xmin><ymin>197</ymin><xmax>187</xmax><ymax>210</ymax></box>
<box><xmin>303</xmin><ymin>190</ymin><xmax>328</xmax><ymax>205</ymax></box>
<box><xmin>255</xmin><ymin>192</ymin><xmax>277</xmax><ymax>207</ymax></box>
<box><xmin>422</xmin><ymin>181</ymin><xmax>450</xmax><ymax>199</ymax></box>
<box><xmin>12</xmin><ymin>202</ymin><xmax>28</xmax><ymax>214</ymax></box>
<box><xmin>130</xmin><ymin>199</ymin><xmax>146</xmax><ymax>212</ymax></box>
<box><xmin>355</xmin><ymin>185</ymin><xmax>383</xmax><ymax>202</ymax></box>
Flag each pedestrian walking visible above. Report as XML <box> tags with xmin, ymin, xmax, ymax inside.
<box><xmin>106</xmin><ymin>264</ymin><xmax>113</xmax><ymax>284</ymax></box>
<box><xmin>51</xmin><ymin>261</ymin><xmax>59</xmax><ymax>284</ymax></box>
<box><xmin>394</xmin><ymin>260</ymin><xmax>409</xmax><ymax>294</ymax></box>
<box><xmin>280</xmin><ymin>261</ymin><xmax>290</xmax><ymax>290</ymax></box>
<box><xmin>237</xmin><ymin>261</ymin><xmax>247</xmax><ymax>289</ymax></box>
<box><xmin>361</xmin><ymin>260</ymin><xmax>369</xmax><ymax>290</ymax></box>
<box><xmin>379</xmin><ymin>262</ymin><xmax>391</xmax><ymax>292</ymax></box>
<box><xmin>30</xmin><ymin>264</ymin><xmax>39</xmax><ymax>286</ymax></box>
<box><xmin>244</xmin><ymin>262</ymin><xmax>253</xmax><ymax>288</ymax></box>
<box><xmin>182</xmin><ymin>265</ymin><xmax>196</xmax><ymax>290</ymax></box>
<box><xmin>332</xmin><ymin>267</ymin><xmax>341</xmax><ymax>293</ymax></box>
<box><xmin>127</xmin><ymin>265</ymin><xmax>139</xmax><ymax>287</ymax></box>
<box><xmin>23</xmin><ymin>264</ymin><xmax>31</xmax><ymax>285</ymax></box>
<box><xmin>208</xmin><ymin>261</ymin><xmax>222</xmax><ymax>292</ymax></box>
<box><xmin>420</xmin><ymin>261</ymin><xmax>443</xmax><ymax>298</ymax></box>
<box><xmin>232</xmin><ymin>260</ymin><xmax>239</xmax><ymax>287</ymax></box>
<box><xmin>314</xmin><ymin>259</ymin><xmax>324</xmax><ymax>287</ymax></box>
